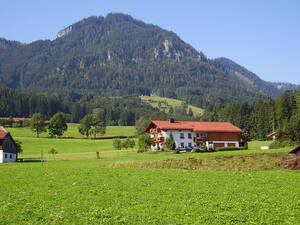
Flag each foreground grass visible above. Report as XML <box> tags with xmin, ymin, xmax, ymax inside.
<box><xmin>1</xmin><ymin>139</ymin><xmax>299</xmax><ymax>224</ymax></box>
<box><xmin>0</xmin><ymin>162</ymin><xmax>299</xmax><ymax>224</ymax></box>
<box><xmin>7</xmin><ymin>124</ymin><xmax>136</xmax><ymax>138</ymax></box>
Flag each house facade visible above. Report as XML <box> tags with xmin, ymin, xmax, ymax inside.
<box><xmin>0</xmin><ymin>127</ymin><xmax>18</xmax><ymax>163</ymax></box>
<box><xmin>145</xmin><ymin>119</ymin><xmax>248</xmax><ymax>150</ymax></box>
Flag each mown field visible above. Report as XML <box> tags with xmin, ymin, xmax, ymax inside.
<box><xmin>6</xmin><ymin>124</ymin><xmax>136</xmax><ymax>138</ymax></box>
<box><xmin>1</xmin><ymin>128</ymin><xmax>299</xmax><ymax>224</ymax></box>
<box><xmin>140</xmin><ymin>95</ymin><xmax>204</xmax><ymax>116</ymax></box>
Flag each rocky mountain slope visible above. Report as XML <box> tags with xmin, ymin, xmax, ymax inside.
<box><xmin>0</xmin><ymin>13</ymin><xmax>298</xmax><ymax>109</ymax></box>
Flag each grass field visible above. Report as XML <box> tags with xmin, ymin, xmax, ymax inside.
<box><xmin>1</xmin><ymin>161</ymin><xmax>299</xmax><ymax>224</ymax></box>
<box><xmin>141</xmin><ymin>95</ymin><xmax>204</xmax><ymax>116</ymax></box>
<box><xmin>1</xmin><ymin>132</ymin><xmax>299</xmax><ymax>224</ymax></box>
<box><xmin>6</xmin><ymin>124</ymin><xmax>136</xmax><ymax>138</ymax></box>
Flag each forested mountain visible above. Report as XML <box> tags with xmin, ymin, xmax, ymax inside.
<box><xmin>213</xmin><ymin>57</ymin><xmax>300</xmax><ymax>97</ymax></box>
<box><xmin>0</xmin><ymin>13</ymin><xmax>298</xmax><ymax>109</ymax></box>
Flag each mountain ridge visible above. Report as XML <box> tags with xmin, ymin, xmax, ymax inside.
<box><xmin>213</xmin><ymin>57</ymin><xmax>299</xmax><ymax>97</ymax></box>
<box><xmin>0</xmin><ymin>13</ymin><xmax>298</xmax><ymax>109</ymax></box>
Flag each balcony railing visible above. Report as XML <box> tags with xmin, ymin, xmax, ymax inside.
<box><xmin>153</xmin><ymin>137</ymin><xmax>165</xmax><ymax>143</ymax></box>
<box><xmin>194</xmin><ymin>137</ymin><xmax>208</xmax><ymax>142</ymax></box>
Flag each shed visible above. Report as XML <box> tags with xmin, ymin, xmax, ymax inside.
<box><xmin>289</xmin><ymin>146</ymin><xmax>300</xmax><ymax>157</ymax></box>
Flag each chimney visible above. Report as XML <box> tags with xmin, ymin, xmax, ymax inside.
<box><xmin>170</xmin><ymin>118</ymin><xmax>175</xmax><ymax>123</ymax></box>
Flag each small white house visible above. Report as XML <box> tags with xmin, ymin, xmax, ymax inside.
<box><xmin>0</xmin><ymin>127</ymin><xmax>18</xmax><ymax>163</ymax></box>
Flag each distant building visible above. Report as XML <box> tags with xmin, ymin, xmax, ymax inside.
<box><xmin>140</xmin><ymin>98</ymin><xmax>152</xmax><ymax>104</ymax></box>
<box><xmin>267</xmin><ymin>132</ymin><xmax>276</xmax><ymax>141</ymax></box>
<box><xmin>145</xmin><ymin>119</ymin><xmax>248</xmax><ymax>150</ymax></box>
<box><xmin>0</xmin><ymin>117</ymin><xmax>31</xmax><ymax>123</ymax></box>
<box><xmin>0</xmin><ymin>127</ymin><xmax>18</xmax><ymax>163</ymax></box>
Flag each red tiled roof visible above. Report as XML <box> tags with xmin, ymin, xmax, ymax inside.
<box><xmin>148</xmin><ymin>120</ymin><xmax>243</xmax><ymax>133</ymax></box>
<box><xmin>0</xmin><ymin>127</ymin><xmax>8</xmax><ymax>139</ymax></box>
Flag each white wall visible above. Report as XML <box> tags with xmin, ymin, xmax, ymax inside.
<box><xmin>0</xmin><ymin>150</ymin><xmax>3</xmax><ymax>163</ymax></box>
<box><xmin>0</xmin><ymin>151</ymin><xmax>17</xmax><ymax>163</ymax></box>
<box><xmin>163</xmin><ymin>130</ymin><xmax>195</xmax><ymax>149</ymax></box>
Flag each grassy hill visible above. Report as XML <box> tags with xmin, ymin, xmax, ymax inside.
<box><xmin>140</xmin><ymin>95</ymin><xmax>204</xmax><ymax>117</ymax></box>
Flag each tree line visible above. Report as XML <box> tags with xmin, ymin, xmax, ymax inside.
<box><xmin>0</xmin><ymin>87</ymin><xmax>200</xmax><ymax>126</ymax></box>
<box><xmin>203</xmin><ymin>90</ymin><xmax>300</xmax><ymax>144</ymax></box>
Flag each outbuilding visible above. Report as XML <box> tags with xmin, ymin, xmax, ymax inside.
<box><xmin>0</xmin><ymin>127</ymin><xmax>18</xmax><ymax>163</ymax></box>
<box><xmin>289</xmin><ymin>146</ymin><xmax>300</xmax><ymax>157</ymax></box>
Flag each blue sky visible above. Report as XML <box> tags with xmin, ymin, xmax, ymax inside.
<box><xmin>1</xmin><ymin>0</ymin><xmax>299</xmax><ymax>84</ymax></box>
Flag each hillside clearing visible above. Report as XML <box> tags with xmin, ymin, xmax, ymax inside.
<box><xmin>140</xmin><ymin>95</ymin><xmax>204</xmax><ymax>116</ymax></box>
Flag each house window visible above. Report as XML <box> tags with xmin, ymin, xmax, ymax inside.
<box><xmin>180</xmin><ymin>143</ymin><xmax>184</xmax><ymax>148</ymax></box>
<box><xmin>188</xmin><ymin>133</ymin><xmax>192</xmax><ymax>139</ymax></box>
<box><xmin>180</xmin><ymin>133</ymin><xmax>184</xmax><ymax>139</ymax></box>
<box><xmin>9</xmin><ymin>154</ymin><xmax>12</xmax><ymax>159</ymax></box>
<box><xmin>199</xmin><ymin>132</ymin><xmax>207</xmax><ymax>138</ymax></box>
<box><xmin>188</xmin><ymin>143</ymin><xmax>192</xmax><ymax>147</ymax></box>
<box><xmin>196</xmin><ymin>133</ymin><xmax>199</xmax><ymax>137</ymax></box>
<box><xmin>4</xmin><ymin>154</ymin><xmax>7</xmax><ymax>158</ymax></box>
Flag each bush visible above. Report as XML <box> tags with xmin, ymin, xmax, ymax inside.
<box><xmin>200</xmin><ymin>145</ymin><xmax>207</xmax><ymax>150</ymax></box>
<box><xmin>138</xmin><ymin>134</ymin><xmax>152</xmax><ymax>153</ymax></box>
<box><xmin>216</xmin><ymin>146</ymin><xmax>247</xmax><ymax>151</ymax></box>
<box><xmin>269</xmin><ymin>141</ymin><xmax>293</xmax><ymax>149</ymax></box>
<box><xmin>137</xmin><ymin>148</ymin><xmax>147</xmax><ymax>153</ymax></box>
<box><xmin>113</xmin><ymin>139</ymin><xmax>122</xmax><ymax>150</ymax></box>
<box><xmin>173</xmin><ymin>150</ymin><xmax>180</xmax><ymax>154</ymax></box>
<box><xmin>191</xmin><ymin>148</ymin><xmax>201</xmax><ymax>153</ymax></box>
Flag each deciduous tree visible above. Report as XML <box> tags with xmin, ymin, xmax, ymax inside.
<box><xmin>78</xmin><ymin>114</ymin><xmax>93</xmax><ymax>137</ymax></box>
<box><xmin>31</xmin><ymin>113</ymin><xmax>46</xmax><ymax>137</ymax></box>
<box><xmin>48</xmin><ymin>112</ymin><xmax>68</xmax><ymax>137</ymax></box>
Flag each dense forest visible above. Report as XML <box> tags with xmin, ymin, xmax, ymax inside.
<box><xmin>1</xmin><ymin>13</ymin><xmax>298</xmax><ymax>110</ymax></box>
<box><xmin>0</xmin><ymin>87</ymin><xmax>197</xmax><ymax>125</ymax></box>
<box><xmin>203</xmin><ymin>89</ymin><xmax>300</xmax><ymax>143</ymax></box>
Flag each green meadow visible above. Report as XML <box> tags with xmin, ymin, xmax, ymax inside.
<box><xmin>1</xmin><ymin>127</ymin><xmax>299</xmax><ymax>224</ymax></box>
<box><xmin>6</xmin><ymin>124</ymin><xmax>136</xmax><ymax>138</ymax></box>
<box><xmin>141</xmin><ymin>94</ymin><xmax>204</xmax><ymax>116</ymax></box>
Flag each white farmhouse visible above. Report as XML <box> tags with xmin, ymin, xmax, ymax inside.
<box><xmin>145</xmin><ymin>119</ymin><xmax>248</xmax><ymax>150</ymax></box>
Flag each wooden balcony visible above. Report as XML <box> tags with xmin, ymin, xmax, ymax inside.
<box><xmin>153</xmin><ymin>137</ymin><xmax>165</xmax><ymax>143</ymax></box>
<box><xmin>194</xmin><ymin>137</ymin><xmax>208</xmax><ymax>142</ymax></box>
<box><xmin>150</xmin><ymin>128</ymin><xmax>161</xmax><ymax>134</ymax></box>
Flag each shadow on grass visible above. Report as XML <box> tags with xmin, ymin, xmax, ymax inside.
<box><xmin>18</xmin><ymin>158</ymin><xmax>46</xmax><ymax>163</ymax></box>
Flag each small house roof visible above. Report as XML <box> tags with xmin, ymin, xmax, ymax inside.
<box><xmin>289</xmin><ymin>146</ymin><xmax>300</xmax><ymax>154</ymax></box>
<box><xmin>267</xmin><ymin>132</ymin><xmax>276</xmax><ymax>138</ymax></box>
<box><xmin>0</xmin><ymin>126</ymin><xmax>8</xmax><ymax>139</ymax></box>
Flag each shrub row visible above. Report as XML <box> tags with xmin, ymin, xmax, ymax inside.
<box><xmin>215</xmin><ymin>146</ymin><xmax>248</xmax><ymax>151</ymax></box>
<box><xmin>269</xmin><ymin>141</ymin><xmax>294</xmax><ymax>149</ymax></box>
